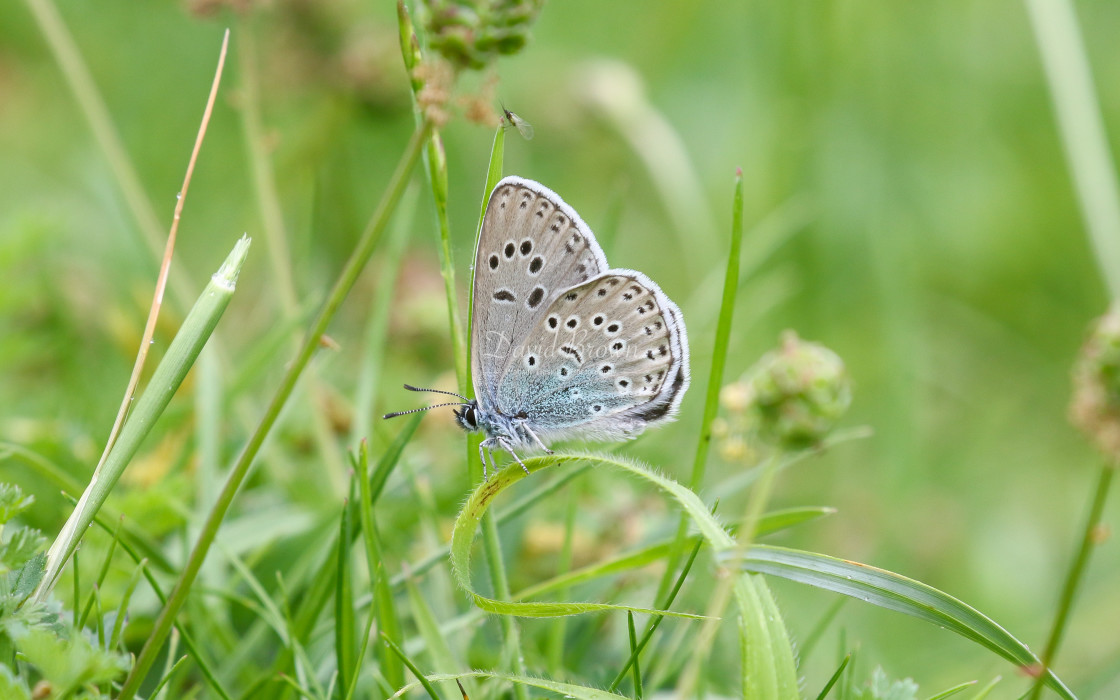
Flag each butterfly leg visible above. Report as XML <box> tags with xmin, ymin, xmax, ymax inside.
<box><xmin>478</xmin><ymin>441</ymin><xmax>491</xmax><ymax>480</ymax></box>
<box><xmin>520</xmin><ymin>423</ymin><xmax>554</xmax><ymax>455</ymax></box>
<box><xmin>496</xmin><ymin>437</ymin><xmax>531</xmax><ymax>476</ymax></box>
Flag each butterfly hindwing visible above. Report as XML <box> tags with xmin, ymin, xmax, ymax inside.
<box><xmin>471</xmin><ymin>177</ymin><xmax>608</xmax><ymax>405</ymax></box>
<box><xmin>493</xmin><ymin>270</ymin><xmax>690</xmax><ymax>442</ymax></box>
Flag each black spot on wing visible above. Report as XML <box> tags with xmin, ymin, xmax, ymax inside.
<box><xmin>560</xmin><ymin>345</ymin><xmax>583</xmax><ymax>363</ymax></box>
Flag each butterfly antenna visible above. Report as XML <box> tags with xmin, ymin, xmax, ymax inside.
<box><xmin>402</xmin><ymin>384</ymin><xmax>469</xmax><ymax>401</ymax></box>
<box><xmin>383</xmin><ymin>401</ymin><xmax>464</xmax><ymax>420</ymax></box>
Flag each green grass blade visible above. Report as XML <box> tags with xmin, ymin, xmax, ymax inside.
<box><xmin>608</xmin><ymin>539</ymin><xmax>702</xmax><ymax>692</ymax></box>
<box><xmin>626</xmin><ymin>611</ymin><xmax>642</xmax><ymax>699</ymax></box>
<box><xmin>690</xmin><ymin>169</ymin><xmax>745</xmax><ymax>491</ymax></box>
<box><xmin>756</xmin><ymin>506</ymin><xmax>837</xmax><ymax>536</ymax></box>
<box><xmin>370</xmin><ymin>515</ymin><xmax>404</xmax><ymax>691</ymax></box>
<box><xmin>970</xmin><ymin>676</ymin><xmax>1003</xmax><ymax>699</ymax></box>
<box><xmin>37</xmin><ymin>236</ymin><xmax>250</xmax><ymax>600</ymax></box>
<box><xmin>480</xmin><ymin>508</ymin><xmax>530</xmax><ymax>700</ymax></box>
<box><xmin>1030</xmin><ymin>465</ymin><xmax>1114</xmax><ymax>699</ymax></box>
<box><xmin>109</xmin><ymin>558</ymin><xmax>147</xmax><ymax>650</ymax></box>
<box><xmin>389</xmin><ymin>671</ymin><xmax>630</xmax><ymax>700</ymax></box>
<box><xmin>351</xmin><ymin>183</ymin><xmax>419</xmax><ymax>443</ymax></box>
<box><xmin>547</xmin><ymin>485</ymin><xmax>578</xmax><ymax>675</ymax></box>
<box><xmin>389</xmin><ymin>465</ymin><xmax>591</xmax><ymax>590</ymax></box>
<box><xmin>450</xmin><ymin>453</ymin><xmax>705</xmax><ymax>618</ymax></box>
<box><xmin>732</xmin><ymin>545</ymin><xmax>1078</xmax><ymax>700</ymax></box>
<box><xmin>266</xmin><ymin>416</ymin><xmax>420</xmax><ymax>687</ymax></box>
<box><xmin>149</xmin><ymin>653</ymin><xmax>189</xmax><ymax>700</ymax></box>
<box><xmin>275</xmin><ymin>574</ymin><xmax>327</xmax><ymax>700</ymax></box>
<box><xmin>334</xmin><ymin>490</ymin><xmax>356</xmax><ymax>697</ymax></box>
<box><xmin>78</xmin><ymin>517</ymin><xmax>122</xmax><ymax>628</ymax></box>
<box><xmin>353</xmin><ymin>439</ymin><xmax>397</xmax><ymax>698</ymax></box>
<box><xmin>81</xmin><ymin>507</ymin><xmax>231</xmax><ymax>700</ymax></box>
<box><xmin>1</xmin><ymin>444</ymin><xmax>175</xmax><ymax>573</ymax></box>
<box><xmin>925</xmin><ymin>681</ymin><xmax>977</xmax><ymax>700</ymax></box>
<box><xmin>404</xmin><ymin>573</ymin><xmax>462</xmax><ymax>687</ymax></box>
<box><xmin>654</xmin><ymin>170</ymin><xmax>746</xmax><ymax>601</ymax></box>
<box><xmin>380</xmin><ymin>633</ymin><xmax>444</xmax><ymax>700</ymax></box>
<box><xmin>426</xmin><ymin>130</ymin><xmax>468</xmax><ymax>395</ymax></box>
<box><xmin>814</xmin><ymin>653</ymin><xmax>850</xmax><ymax>700</ymax></box>
<box><xmin>118</xmin><ymin>117</ymin><xmax>430</xmax><ymax>700</ymax></box>
<box><xmin>1024</xmin><ymin>0</ymin><xmax>1120</xmax><ymax>297</ymax></box>
<box><xmin>218</xmin><ymin>545</ymin><xmax>289</xmax><ymax>644</ymax></box>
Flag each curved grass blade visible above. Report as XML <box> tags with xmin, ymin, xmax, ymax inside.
<box><xmin>449</xmin><ymin>453</ymin><xmax>708</xmax><ymax>618</ymax></box>
<box><xmin>729</xmin><ymin>545</ymin><xmax>1078</xmax><ymax>700</ymax></box>
<box><xmin>389</xmin><ymin>671</ymin><xmax>630</xmax><ymax>700</ymax></box>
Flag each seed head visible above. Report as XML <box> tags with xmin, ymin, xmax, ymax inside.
<box><xmin>1070</xmin><ymin>307</ymin><xmax>1120</xmax><ymax>463</ymax></box>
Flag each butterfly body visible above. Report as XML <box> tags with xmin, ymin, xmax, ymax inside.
<box><xmin>388</xmin><ymin>176</ymin><xmax>690</xmax><ymax>478</ymax></box>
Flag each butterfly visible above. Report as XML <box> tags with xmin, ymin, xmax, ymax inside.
<box><xmin>386</xmin><ymin>177</ymin><xmax>690</xmax><ymax>478</ymax></box>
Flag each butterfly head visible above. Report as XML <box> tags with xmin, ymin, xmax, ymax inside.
<box><xmin>383</xmin><ymin>384</ymin><xmax>480</xmax><ymax>431</ymax></box>
<box><xmin>453</xmin><ymin>401</ymin><xmax>480</xmax><ymax>432</ymax></box>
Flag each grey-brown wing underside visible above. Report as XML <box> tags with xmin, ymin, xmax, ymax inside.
<box><xmin>471</xmin><ymin>177</ymin><xmax>608</xmax><ymax>406</ymax></box>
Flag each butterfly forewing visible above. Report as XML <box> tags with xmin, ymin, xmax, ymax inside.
<box><xmin>494</xmin><ymin>271</ymin><xmax>690</xmax><ymax>442</ymax></box>
<box><xmin>472</xmin><ymin>177</ymin><xmax>608</xmax><ymax>404</ymax></box>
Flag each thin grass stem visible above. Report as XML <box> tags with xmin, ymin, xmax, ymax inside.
<box><xmin>1028</xmin><ymin>464</ymin><xmax>1114</xmax><ymax>698</ymax></box>
<box><xmin>655</xmin><ymin>170</ymin><xmax>744</xmax><ymax>604</ymax></box>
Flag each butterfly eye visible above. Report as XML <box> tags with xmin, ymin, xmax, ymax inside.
<box><xmin>458</xmin><ymin>405</ymin><xmax>477</xmax><ymax>429</ymax></box>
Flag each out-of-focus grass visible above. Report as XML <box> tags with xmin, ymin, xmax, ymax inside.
<box><xmin>1</xmin><ymin>0</ymin><xmax>1119</xmax><ymax>696</ymax></box>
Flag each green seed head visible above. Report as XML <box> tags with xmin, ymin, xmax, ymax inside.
<box><xmin>748</xmin><ymin>331</ymin><xmax>852</xmax><ymax>449</ymax></box>
<box><xmin>1070</xmin><ymin>308</ymin><xmax>1120</xmax><ymax>462</ymax></box>
<box><xmin>424</xmin><ymin>0</ymin><xmax>545</xmax><ymax>70</ymax></box>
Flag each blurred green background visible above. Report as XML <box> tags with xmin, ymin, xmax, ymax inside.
<box><xmin>2</xmin><ymin>0</ymin><xmax>1119</xmax><ymax>696</ymax></box>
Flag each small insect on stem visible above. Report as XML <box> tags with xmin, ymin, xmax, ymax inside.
<box><xmin>501</xmin><ymin>105</ymin><xmax>534</xmax><ymax>140</ymax></box>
